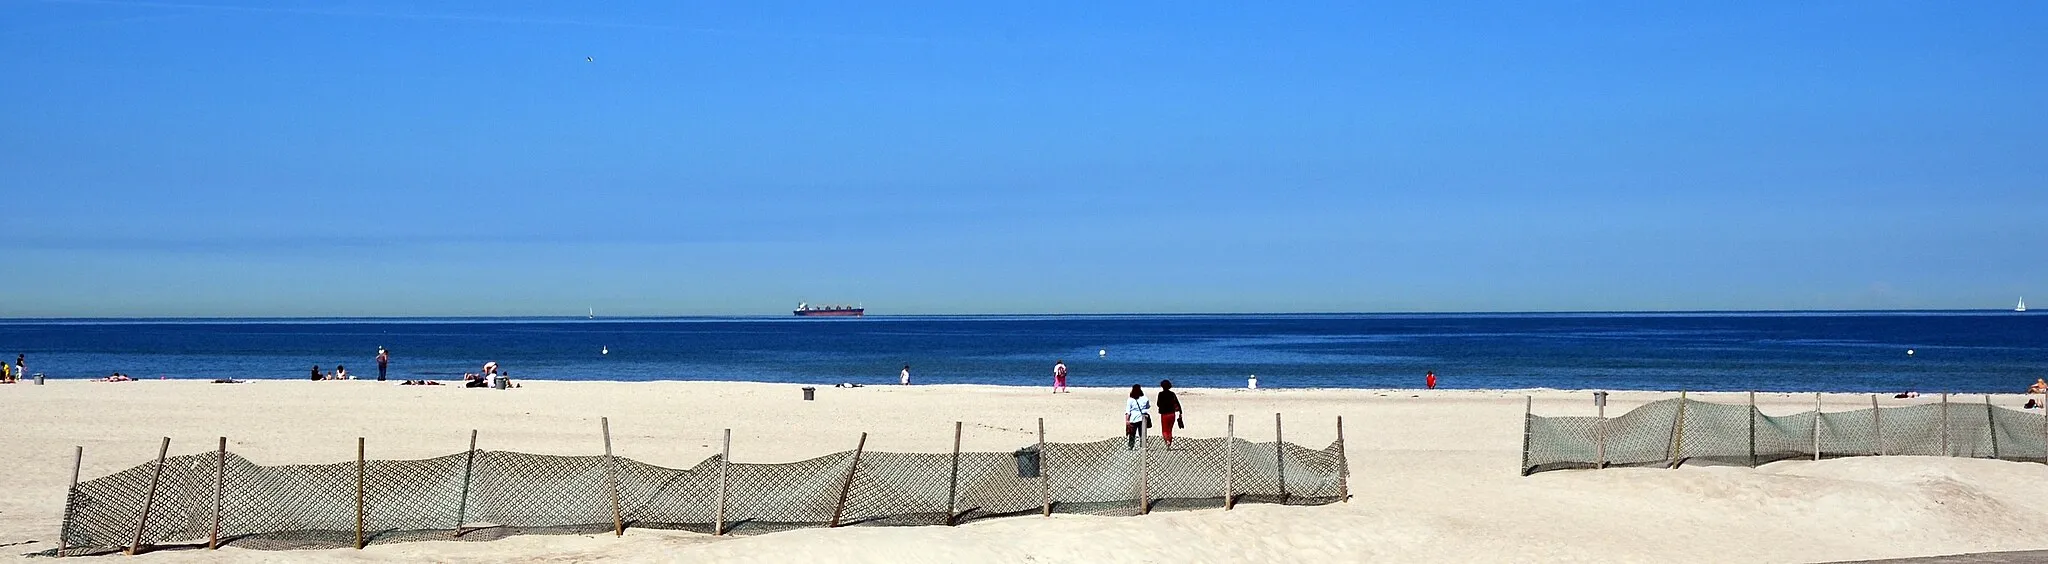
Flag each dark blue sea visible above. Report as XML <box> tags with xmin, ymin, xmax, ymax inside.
<box><xmin>0</xmin><ymin>312</ymin><xmax>2042</xmax><ymax>393</ymax></box>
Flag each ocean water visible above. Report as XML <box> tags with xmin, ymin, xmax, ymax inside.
<box><xmin>0</xmin><ymin>312</ymin><xmax>2042</xmax><ymax>393</ymax></box>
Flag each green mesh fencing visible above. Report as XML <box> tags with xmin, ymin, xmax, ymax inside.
<box><xmin>44</xmin><ymin>429</ymin><xmax>1347</xmax><ymax>556</ymax></box>
<box><xmin>1524</xmin><ymin>396</ymin><xmax>2048</xmax><ymax>475</ymax></box>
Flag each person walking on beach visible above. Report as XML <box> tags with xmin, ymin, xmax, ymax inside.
<box><xmin>1157</xmin><ymin>380</ymin><xmax>1184</xmax><ymax>448</ymax></box>
<box><xmin>900</xmin><ymin>364</ymin><xmax>911</xmax><ymax>385</ymax></box>
<box><xmin>1124</xmin><ymin>384</ymin><xmax>1151</xmax><ymax>450</ymax></box>
<box><xmin>1426</xmin><ymin>371</ymin><xmax>1437</xmax><ymax>390</ymax></box>
<box><xmin>15</xmin><ymin>355</ymin><xmax>25</xmax><ymax>382</ymax></box>
<box><xmin>1053</xmin><ymin>360</ymin><xmax>1068</xmax><ymax>393</ymax></box>
<box><xmin>376</xmin><ymin>347</ymin><xmax>389</xmax><ymax>381</ymax></box>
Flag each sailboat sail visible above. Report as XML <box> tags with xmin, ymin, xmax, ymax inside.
<box><xmin>2020</xmin><ymin>298</ymin><xmax>2028</xmax><ymax>312</ymax></box>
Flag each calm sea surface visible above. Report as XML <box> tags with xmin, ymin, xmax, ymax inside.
<box><xmin>0</xmin><ymin>313</ymin><xmax>2041</xmax><ymax>393</ymax></box>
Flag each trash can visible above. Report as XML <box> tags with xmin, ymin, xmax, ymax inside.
<box><xmin>1013</xmin><ymin>446</ymin><xmax>1041</xmax><ymax>478</ymax></box>
<box><xmin>1593</xmin><ymin>391</ymin><xmax>1608</xmax><ymax>408</ymax></box>
<box><xmin>34</xmin><ymin>374</ymin><xmax>45</xmax><ymax>385</ymax></box>
<box><xmin>493</xmin><ymin>376</ymin><xmax>508</xmax><ymax>390</ymax></box>
<box><xmin>802</xmin><ymin>386</ymin><xmax>816</xmax><ymax>401</ymax></box>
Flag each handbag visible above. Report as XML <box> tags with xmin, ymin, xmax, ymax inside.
<box><xmin>1144</xmin><ymin>414</ymin><xmax>1153</xmax><ymax>429</ymax></box>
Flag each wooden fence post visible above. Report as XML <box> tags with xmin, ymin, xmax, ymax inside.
<box><xmin>1224</xmin><ymin>414</ymin><xmax>1236</xmax><ymax>510</ymax></box>
<box><xmin>715</xmin><ymin>429</ymin><xmax>730</xmax><ymax>535</ymax></box>
<box><xmin>1985</xmin><ymin>395</ymin><xmax>2001</xmax><ymax>459</ymax></box>
<box><xmin>1747</xmin><ymin>392</ymin><xmax>1757</xmax><ymax>468</ymax></box>
<box><xmin>1871</xmin><ymin>395</ymin><xmax>1883</xmax><ymax>456</ymax></box>
<box><xmin>829</xmin><ymin>433</ymin><xmax>868</xmax><ymax>528</ymax></box>
<box><xmin>210</xmin><ymin>437</ymin><xmax>225</xmax><ymax>550</ymax></box>
<box><xmin>947</xmin><ymin>422</ymin><xmax>962</xmax><ymax>525</ymax></box>
<box><xmin>1811</xmin><ymin>393</ymin><xmax>1822</xmax><ymax>461</ymax></box>
<box><xmin>455</xmin><ymin>430</ymin><xmax>477</xmax><ymax>537</ymax></box>
<box><xmin>1275</xmin><ymin>413</ymin><xmax>1288</xmax><ymax>503</ymax></box>
<box><xmin>1668</xmin><ymin>391</ymin><xmax>1688</xmax><ymax>468</ymax></box>
<box><xmin>58</xmin><ymin>446</ymin><xmax>81</xmax><ymax>558</ymax></box>
<box><xmin>355</xmin><ymin>437</ymin><xmax>365</xmax><ymax>550</ymax></box>
<box><xmin>127</xmin><ymin>437</ymin><xmax>170</xmax><ymax>556</ymax></box>
<box><xmin>602</xmin><ymin>418</ymin><xmax>622</xmax><ymax>537</ymax></box>
<box><xmin>1595</xmin><ymin>395</ymin><xmax>1607</xmax><ymax>469</ymax></box>
<box><xmin>1335</xmin><ymin>416</ymin><xmax>1349</xmax><ymax>502</ymax></box>
<box><xmin>1037</xmin><ymin>418</ymin><xmax>1050</xmax><ymax>518</ymax></box>
<box><xmin>1520</xmin><ymin>397</ymin><xmax>1533</xmax><ymax>475</ymax></box>
<box><xmin>1138</xmin><ymin>418</ymin><xmax>1150</xmax><ymax>515</ymax></box>
<box><xmin>1941</xmin><ymin>393</ymin><xmax>1950</xmax><ymax>456</ymax></box>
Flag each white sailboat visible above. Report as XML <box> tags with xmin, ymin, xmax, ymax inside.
<box><xmin>2019</xmin><ymin>297</ymin><xmax>2028</xmax><ymax>312</ymax></box>
<box><xmin>588</xmin><ymin>307</ymin><xmax>595</xmax><ymax>319</ymax></box>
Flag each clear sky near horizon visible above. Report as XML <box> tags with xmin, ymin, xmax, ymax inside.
<box><xmin>1</xmin><ymin>1</ymin><xmax>2043</xmax><ymax>317</ymax></box>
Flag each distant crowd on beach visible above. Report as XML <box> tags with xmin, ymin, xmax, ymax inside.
<box><xmin>887</xmin><ymin>360</ymin><xmax>1476</xmax><ymax>446</ymax></box>
<box><xmin>300</xmin><ymin>348</ymin><xmax>517</xmax><ymax>389</ymax></box>
<box><xmin>460</xmin><ymin>361</ymin><xmax>519</xmax><ymax>389</ymax></box>
<box><xmin>0</xmin><ymin>354</ymin><xmax>27</xmax><ymax>383</ymax></box>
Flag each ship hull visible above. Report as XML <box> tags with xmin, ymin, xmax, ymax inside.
<box><xmin>794</xmin><ymin>309</ymin><xmax>864</xmax><ymax>317</ymax></box>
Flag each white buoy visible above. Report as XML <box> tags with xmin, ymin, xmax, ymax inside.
<box><xmin>1098</xmin><ymin>349</ymin><xmax>1106</xmax><ymax>358</ymax></box>
<box><xmin>1906</xmin><ymin>349</ymin><xmax>1914</xmax><ymax>356</ymax></box>
<box><xmin>601</xmin><ymin>346</ymin><xmax>609</xmax><ymax>355</ymax></box>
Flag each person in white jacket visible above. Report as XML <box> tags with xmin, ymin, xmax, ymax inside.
<box><xmin>1124</xmin><ymin>384</ymin><xmax>1151</xmax><ymax>450</ymax></box>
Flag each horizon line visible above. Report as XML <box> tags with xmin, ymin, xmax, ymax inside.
<box><xmin>0</xmin><ymin>307</ymin><xmax>2033</xmax><ymax>322</ymax></box>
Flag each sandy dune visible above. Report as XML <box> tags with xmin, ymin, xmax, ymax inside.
<box><xmin>3</xmin><ymin>381</ymin><xmax>2045</xmax><ymax>563</ymax></box>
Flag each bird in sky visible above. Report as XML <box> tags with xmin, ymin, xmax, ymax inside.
<box><xmin>585</xmin><ymin>56</ymin><xmax>593</xmax><ymax>62</ymax></box>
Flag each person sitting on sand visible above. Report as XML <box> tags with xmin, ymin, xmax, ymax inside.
<box><xmin>310</xmin><ymin>365</ymin><xmax>323</xmax><ymax>381</ymax></box>
<box><xmin>2030</xmin><ymin>379</ymin><xmax>2047</xmax><ymax>395</ymax></box>
<box><xmin>335</xmin><ymin>365</ymin><xmax>349</xmax><ymax>380</ymax></box>
<box><xmin>101</xmin><ymin>373</ymin><xmax>133</xmax><ymax>382</ymax></box>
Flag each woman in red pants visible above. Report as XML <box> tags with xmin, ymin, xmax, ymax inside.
<box><xmin>1156</xmin><ymin>380</ymin><xmax>1183</xmax><ymax>448</ymax></box>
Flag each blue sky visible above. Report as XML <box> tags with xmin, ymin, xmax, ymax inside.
<box><xmin>1</xmin><ymin>1</ymin><xmax>2043</xmax><ymax>316</ymax></box>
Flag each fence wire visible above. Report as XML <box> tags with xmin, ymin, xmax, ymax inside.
<box><xmin>1524</xmin><ymin>397</ymin><xmax>2048</xmax><ymax>475</ymax></box>
<box><xmin>44</xmin><ymin>431</ymin><xmax>1346</xmax><ymax>556</ymax></box>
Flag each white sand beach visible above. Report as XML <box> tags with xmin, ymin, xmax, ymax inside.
<box><xmin>3</xmin><ymin>381</ymin><xmax>2046</xmax><ymax>563</ymax></box>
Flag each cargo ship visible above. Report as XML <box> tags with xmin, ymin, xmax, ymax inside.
<box><xmin>794</xmin><ymin>302</ymin><xmax>864</xmax><ymax>317</ymax></box>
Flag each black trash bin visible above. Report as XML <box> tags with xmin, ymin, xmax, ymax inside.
<box><xmin>802</xmin><ymin>386</ymin><xmax>816</xmax><ymax>401</ymax></box>
<box><xmin>1013</xmin><ymin>446</ymin><xmax>1041</xmax><ymax>478</ymax></box>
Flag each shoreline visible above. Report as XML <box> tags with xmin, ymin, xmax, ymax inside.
<box><xmin>24</xmin><ymin>376</ymin><xmax>2045</xmax><ymax>397</ymax></box>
